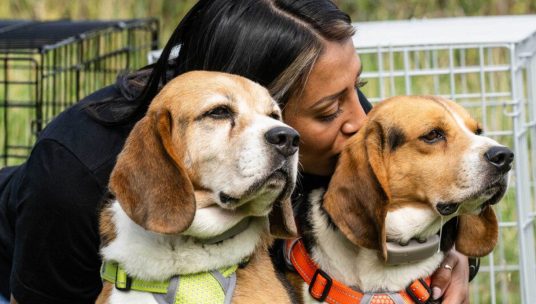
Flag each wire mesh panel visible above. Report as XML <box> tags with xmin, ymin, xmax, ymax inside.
<box><xmin>354</xmin><ymin>15</ymin><xmax>536</xmax><ymax>303</ymax></box>
<box><xmin>0</xmin><ymin>19</ymin><xmax>159</xmax><ymax>166</ymax></box>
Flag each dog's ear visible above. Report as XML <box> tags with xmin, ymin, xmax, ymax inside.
<box><xmin>455</xmin><ymin>205</ymin><xmax>498</xmax><ymax>257</ymax></box>
<box><xmin>110</xmin><ymin>109</ymin><xmax>196</xmax><ymax>234</ymax></box>
<box><xmin>269</xmin><ymin>197</ymin><xmax>297</xmax><ymax>239</ymax></box>
<box><xmin>323</xmin><ymin>121</ymin><xmax>391</xmax><ymax>260</ymax></box>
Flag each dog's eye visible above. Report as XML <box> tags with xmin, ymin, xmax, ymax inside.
<box><xmin>475</xmin><ymin>128</ymin><xmax>483</xmax><ymax>135</ymax></box>
<box><xmin>420</xmin><ymin>129</ymin><xmax>445</xmax><ymax>144</ymax></box>
<box><xmin>205</xmin><ymin>106</ymin><xmax>233</xmax><ymax>119</ymax></box>
<box><xmin>269</xmin><ymin>112</ymin><xmax>281</xmax><ymax>120</ymax></box>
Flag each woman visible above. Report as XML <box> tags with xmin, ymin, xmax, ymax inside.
<box><xmin>0</xmin><ymin>1</ymin><xmax>471</xmax><ymax>303</ymax></box>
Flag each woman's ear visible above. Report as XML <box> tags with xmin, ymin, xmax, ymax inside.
<box><xmin>269</xmin><ymin>197</ymin><xmax>297</xmax><ymax>239</ymax></box>
<box><xmin>323</xmin><ymin>121</ymin><xmax>391</xmax><ymax>260</ymax></box>
<box><xmin>455</xmin><ymin>205</ymin><xmax>498</xmax><ymax>257</ymax></box>
<box><xmin>110</xmin><ymin>109</ymin><xmax>196</xmax><ymax>234</ymax></box>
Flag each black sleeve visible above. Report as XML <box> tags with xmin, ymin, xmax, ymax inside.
<box><xmin>468</xmin><ymin>257</ymin><xmax>480</xmax><ymax>282</ymax></box>
<box><xmin>10</xmin><ymin>139</ymin><xmax>104</xmax><ymax>304</ymax></box>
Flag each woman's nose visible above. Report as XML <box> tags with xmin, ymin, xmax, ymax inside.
<box><xmin>341</xmin><ymin>98</ymin><xmax>367</xmax><ymax>136</ymax></box>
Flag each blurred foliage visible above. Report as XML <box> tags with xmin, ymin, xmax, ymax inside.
<box><xmin>334</xmin><ymin>0</ymin><xmax>536</xmax><ymax>20</ymax></box>
<box><xmin>1</xmin><ymin>0</ymin><xmax>535</xmax><ymax>48</ymax></box>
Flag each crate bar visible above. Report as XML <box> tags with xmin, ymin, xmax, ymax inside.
<box><xmin>480</xmin><ymin>265</ymin><xmax>520</xmax><ymax>272</ymax></box>
<box><xmin>2</xmin><ymin>56</ymin><xmax>7</xmax><ymax>165</ymax></box>
<box><xmin>389</xmin><ymin>46</ymin><xmax>395</xmax><ymax>96</ymax></box>
<box><xmin>357</xmin><ymin>43</ymin><xmax>514</xmax><ymax>55</ymax></box>
<box><xmin>376</xmin><ymin>46</ymin><xmax>385</xmax><ymax>100</ymax></box>
<box><xmin>510</xmin><ymin>43</ymin><xmax>536</xmax><ymax>303</ymax></box>
<box><xmin>361</xmin><ymin>64</ymin><xmax>512</xmax><ymax>78</ymax></box>
<box><xmin>526</xmin><ymin>49</ymin><xmax>536</xmax><ymax>226</ymax></box>
<box><xmin>403</xmin><ymin>48</ymin><xmax>411</xmax><ymax>94</ymax></box>
<box><xmin>484</xmin><ymin>41</ymin><xmax>497</xmax><ymax>304</ymax></box>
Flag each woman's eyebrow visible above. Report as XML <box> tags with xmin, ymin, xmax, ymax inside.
<box><xmin>310</xmin><ymin>64</ymin><xmax>363</xmax><ymax>109</ymax></box>
<box><xmin>311</xmin><ymin>89</ymin><xmax>347</xmax><ymax>109</ymax></box>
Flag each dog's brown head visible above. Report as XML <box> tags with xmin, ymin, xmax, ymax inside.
<box><xmin>109</xmin><ymin>71</ymin><xmax>298</xmax><ymax>239</ymax></box>
<box><xmin>323</xmin><ymin>96</ymin><xmax>512</xmax><ymax>259</ymax></box>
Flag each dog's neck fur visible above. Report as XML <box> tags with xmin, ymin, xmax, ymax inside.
<box><xmin>100</xmin><ymin>201</ymin><xmax>267</xmax><ymax>281</ymax></box>
<box><xmin>302</xmin><ymin>190</ymin><xmax>444</xmax><ymax>292</ymax></box>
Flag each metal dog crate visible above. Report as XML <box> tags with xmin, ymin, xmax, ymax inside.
<box><xmin>354</xmin><ymin>15</ymin><xmax>536</xmax><ymax>304</ymax></box>
<box><xmin>0</xmin><ymin>19</ymin><xmax>159</xmax><ymax>166</ymax></box>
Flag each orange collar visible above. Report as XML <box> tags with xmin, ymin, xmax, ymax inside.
<box><xmin>285</xmin><ymin>239</ymin><xmax>433</xmax><ymax>304</ymax></box>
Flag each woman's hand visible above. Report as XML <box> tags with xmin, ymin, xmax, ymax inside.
<box><xmin>431</xmin><ymin>249</ymin><xmax>470</xmax><ymax>303</ymax></box>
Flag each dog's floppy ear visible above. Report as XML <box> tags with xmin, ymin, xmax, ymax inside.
<box><xmin>455</xmin><ymin>205</ymin><xmax>498</xmax><ymax>257</ymax></box>
<box><xmin>110</xmin><ymin>109</ymin><xmax>196</xmax><ymax>234</ymax></box>
<box><xmin>269</xmin><ymin>197</ymin><xmax>297</xmax><ymax>239</ymax></box>
<box><xmin>323</xmin><ymin>120</ymin><xmax>391</xmax><ymax>260</ymax></box>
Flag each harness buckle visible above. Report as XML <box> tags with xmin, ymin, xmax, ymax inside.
<box><xmin>405</xmin><ymin>278</ymin><xmax>432</xmax><ymax>304</ymax></box>
<box><xmin>115</xmin><ymin>266</ymin><xmax>132</xmax><ymax>291</ymax></box>
<box><xmin>309</xmin><ymin>269</ymin><xmax>332</xmax><ymax>302</ymax></box>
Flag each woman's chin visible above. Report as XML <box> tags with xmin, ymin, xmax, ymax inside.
<box><xmin>301</xmin><ymin>163</ymin><xmax>335</xmax><ymax>176</ymax></box>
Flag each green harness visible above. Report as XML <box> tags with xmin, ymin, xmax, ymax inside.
<box><xmin>101</xmin><ymin>261</ymin><xmax>238</xmax><ymax>304</ymax></box>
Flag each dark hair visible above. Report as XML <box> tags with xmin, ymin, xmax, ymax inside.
<box><xmin>87</xmin><ymin>0</ymin><xmax>355</xmax><ymax>125</ymax></box>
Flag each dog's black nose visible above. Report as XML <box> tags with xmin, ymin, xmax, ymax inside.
<box><xmin>265</xmin><ymin>126</ymin><xmax>299</xmax><ymax>157</ymax></box>
<box><xmin>436</xmin><ymin>203</ymin><xmax>460</xmax><ymax>216</ymax></box>
<box><xmin>484</xmin><ymin>146</ymin><xmax>514</xmax><ymax>172</ymax></box>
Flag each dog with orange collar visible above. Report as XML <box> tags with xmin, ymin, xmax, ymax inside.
<box><xmin>276</xmin><ymin>96</ymin><xmax>512</xmax><ymax>304</ymax></box>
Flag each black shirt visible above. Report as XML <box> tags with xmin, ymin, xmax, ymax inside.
<box><xmin>0</xmin><ymin>86</ymin><xmax>372</xmax><ymax>303</ymax></box>
<box><xmin>0</xmin><ymin>85</ymin><xmax>134</xmax><ymax>303</ymax></box>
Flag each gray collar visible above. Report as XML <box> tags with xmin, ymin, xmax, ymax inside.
<box><xmin>198</xmin><ymin>218</ymin><xmax>252</xmax><ymax>245</ymax></box>
<box><xmin>385</xmin><ymin>234</ymin><xmax>440</xmax><ymax>265</ymax></box>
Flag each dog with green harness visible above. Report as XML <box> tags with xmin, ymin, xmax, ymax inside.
<box><xmin>96</xmin><ymin>72</ymin><xmax>299</xmax><ymax>304</ymax></box>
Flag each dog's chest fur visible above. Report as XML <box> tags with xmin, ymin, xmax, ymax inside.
<box><xmin>98</xmin><ymin>201</ymin><xmax>296</xmax><ymax>303</ymax></box>
<box><xmin>294</xmin><ymin>189</ymin><xmax>443</xmax><ymax>294</ymax></box>
<box><xmin>101</xmin><ymin>201</ymin><xmax>265</xmax><ymax>281</ymax></box>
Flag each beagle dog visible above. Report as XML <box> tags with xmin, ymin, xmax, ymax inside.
<box><xmin>281</xmin><ymin>96</ymin><xmax>513</xmax><ymax>304</ymax></box>
<box><xmin>96</xmin><ymin>71</ymin><xmax>299</xmax><ymax>304</ymax></box>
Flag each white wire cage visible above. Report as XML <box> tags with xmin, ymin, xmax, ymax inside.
<box><xmin>353</xmin><ymin>15</ymin><xmax>536</xmax><ymax>304</ymax></box>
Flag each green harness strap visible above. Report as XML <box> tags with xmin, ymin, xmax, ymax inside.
<box><xmin>101</xmin><ymin>261</ymin><xmax>239</xmax><ymax>304</ymax></box>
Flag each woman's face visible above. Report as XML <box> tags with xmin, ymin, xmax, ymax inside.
<box><xmin>283</xmin><ymin>39</ymin><xmax>367</xmax><ymax>176</ymax></box>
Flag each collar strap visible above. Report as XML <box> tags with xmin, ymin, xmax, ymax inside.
<box><xmin>199</xmin><ymin>218</ymin><xmax>251</xmax><ymax>244</ymax></box>
<box><xmin>285</xmin><ymin>239</ymin><xmax>432</xmax><ymax>304</ymax></box>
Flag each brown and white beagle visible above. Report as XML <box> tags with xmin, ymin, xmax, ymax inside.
<box><xmin>96</xmin><ymin>71</ymin><xmax>299</xmax><ymax>303</ymax></box>
<box><xmin>281</xmin><ymin>96</ymin><xmax>513</xmax><ymax>304</ymax></box>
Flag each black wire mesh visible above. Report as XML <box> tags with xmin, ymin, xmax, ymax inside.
<box><xmin>0</xmin><ymin>19</ymin><xmax>159</xmax><ymax>166</ymax></box>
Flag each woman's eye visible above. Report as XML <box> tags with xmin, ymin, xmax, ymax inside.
<box><xmin>355</xmin><ymin>78</ymin><xmax>367</xmax><ymax>89</ymax></box>
<box><xmin>318</xmin><ymin>108</ymin><xmax>342</xmax><ymax>122</ymax></box>
<box><xmin>205</xmin><ymin>106</ymin><xmax>233</xmax><ymax>119</ymax></box>
<box><xmin>420</xmin><ymin>129</ymin><xmax>445</xmax><ymax>144</ymax></box>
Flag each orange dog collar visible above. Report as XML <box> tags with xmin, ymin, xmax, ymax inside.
<box><xmin>285</xmin><ymin>239</ymin><xmax>433</xmax><ymax>304</ymax></box>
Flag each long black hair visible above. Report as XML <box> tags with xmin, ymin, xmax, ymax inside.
<box><xmin>86</xmin><ymin>0</ymin><xmax>355</xmax><ymax>125</ymax></box>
